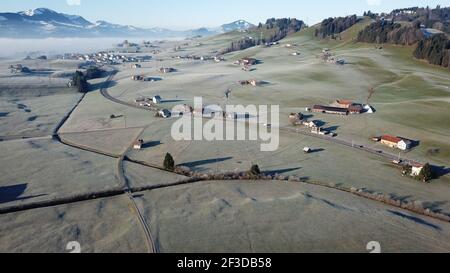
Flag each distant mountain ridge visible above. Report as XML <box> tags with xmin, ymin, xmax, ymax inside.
<box><xmin>0</xmin><ymin>8</ymin><xmax>254</xmax><ymax>38</ymax></box>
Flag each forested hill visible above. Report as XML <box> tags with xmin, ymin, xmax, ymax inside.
<box><xmin>414</xmin><ymin>34</ymin><xmax>450</xmax><ymax>69</ymax></box>
<box><xmin>314</xmin><ymin>15</ymin><xmax>360</xmax><ymax>39</ymax></box>
<box><xmin>356</xmin><ymin>21</ymin><xmax>424</xmax><ymax>46</ymax></box>
<box><xmin>356</xmin><ymin>6</ymin><xmax>450</xmax><ymax>70</ymax></box>
<box><xmin>220</xmin><ymin>18</ymin><xmax>305</xmax><ymax>54</ymax></box>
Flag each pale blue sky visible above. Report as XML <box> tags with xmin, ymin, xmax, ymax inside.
<box><xmin>1</xmin><ymin>0</ymin><xmax>449</xmax><ymax>29</ymax></box>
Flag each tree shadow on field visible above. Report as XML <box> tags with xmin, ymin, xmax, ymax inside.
<box><xmin>180</xmin><ymin>157</ymin><xmax>233</xmax><ymax>168</ymax></box>
<box><xmin>387</xmin><ymin>209</ymin><xmax>441</xmax><ymax>231</ymax></box>
<box><xmin>89</xmin><ymin>81</ymin><xmax>117</xmax><ymax>92</ymax></box>
<box><xmin>0</xmin><ymin>183</ymin><xmax>47</xmax><ymax>204</ymax></box>
<box><xmin>431</xmin><ymin>165</ymin><xmax>450</xmax><ymax>179</ymax></box>
<box><xmin>263</xmin><ymin>167</ymin><xmax>301</xmax><ymax>176</ymax></box>
<box><xmin>142</xmin><ymin>141</ymin><xmax>162</xmax><ymax>149</ymax></box>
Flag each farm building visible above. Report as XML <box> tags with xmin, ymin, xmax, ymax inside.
<box><xmin>380</xmin><ymin>135</ymin><xmax>412</xmax><ymax>151</ymax></box>
<box><xmin>239</xmin><ymin>79</ymin><xmax>258</xmax><ymax>86</ymax></box>
<box><xmin>289</xmin><ymin>113</ymin><xmax>304</xmax><ymax>125</ymax></box>
<box><xmin>153</xmin><ymin>96</ymin><xmax>162</xmax><ymax>104</ymax></box>
<box><xmin>235</xmin><ymin>57</ymin><xmax>258</xmax><ymax>66</ymax></box>
<box><xmin>9</xmin><ymin>64</ymin><xmax>31</xmax><ymax>74</ymax></box>
<box><xmin>312</xmin><ymin>105</ymin><xmax>349</xmax><ymax>115</ymax></box>
<box><xmin>303</xmin><ymin>120</ymin><xmax>320</xmax><ymax>128</ymax></box>
<box><xmin>330</xmin><ymin>100</ymin><xmax>364</xmax><ymax>114</ymax></box>
<box><xmin>172</xmin><ymin>104</ymin><xmax>193</xmax><ymax>116</ymax></box>
<box><xmin>411</xmin><ymin>163</ymin><xmax>424</xmax><ymax>177</ymax></box>
<box><xmin>133</xmin><ymin>139</ymin><xmax>144</xmax><ymax>150</ymax></box>
<box><xmin>159</xmin><ymin>67</ymin><xmax>175</xmax><ymax>73</ymax></box>
<box><xmin>158</xmin><ymin>109</ymin><xmax>172</xmax><ymax>118</ymax></box>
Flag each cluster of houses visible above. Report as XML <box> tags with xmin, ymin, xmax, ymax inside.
<box><xmin>9</xmin><ymin>64</ymin><xmax>31</xmax><ymax>74</ymax></box>
<box><xmin>308</xmin><ymin>100</ymin><xmax>367</xmax><ymax>116</ymax></box>
<box><xmin>173</xmin><ymin>55</ymin><xmax>225</xmax><ymax>63</ymax></box>
<box><xmin>321</xmin><ymin>49</ymin><xmax>345</xmax><ymax>65</ymax></box>
<box><xmin>289</xmin><ymin>112</ymin><xmax>337</xmax><ymax>137</ymax></box>
<box><xmin>373</xmin><ymin>135</ymin><xmax>413</xmax><ymax>151</ymax></box>
<box><xmin>61</xmin><ymin>52</ymin><xmax>151</xmax><ymax>65</ymax></box>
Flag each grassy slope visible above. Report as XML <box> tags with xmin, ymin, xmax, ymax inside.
<box><xmin>197</xmin><ymin>19</ymin><xmax>450</xmax><ymax>166</ymax></box>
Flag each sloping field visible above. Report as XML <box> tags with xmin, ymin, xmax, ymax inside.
<box><xmin>0</xmin><ymin>195</ymin><xmax>147</xmax><ymax>253</ymax></box>
<box><xmin>140</xmin><ymin>180</ymin><xmax>450</xmax><ymax>253</ymax></box>
<box><xmin>0</xmin><ymin>138</ymin><xmax>119</xmax><ymax>209</ymax></box>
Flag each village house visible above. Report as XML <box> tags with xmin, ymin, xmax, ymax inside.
<box><xmin>133</xmin><ymin>139</ymin><xmax>144</xmax><ymax>150</ymax></box>
<box><xmin>152</xmin><ymin>96</ymin><xmax>162</xmax><ymax>104</ymax></box>
<box><xmin>312</xmin><ymin>105</ymin><xmax>349</xmax><ymax>115</ymax></box>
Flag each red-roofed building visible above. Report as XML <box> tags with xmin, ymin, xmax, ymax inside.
<box><xmin>380</xmin><ymin>135</ymin><xmax>412</xmax><ymax>150</ymax></box>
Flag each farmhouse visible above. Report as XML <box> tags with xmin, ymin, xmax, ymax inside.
<box><xmin>411</xmin><ymin>163</ymin><xmax>424</xmax><ymax>177</ymax></box>
<box><xmin>380</xmin><ymin>135</ymin><xmax>412</xmax><ymax>151</ymax></box>
<box><xmin>330</xmin><ymin>100</ymin><xmax>364</xmax><ymax>114</ymax></box>
<box><xmin>312</xmin><ymin>105</ymin><xmax>349</xmax><ymax>115</ymax></box>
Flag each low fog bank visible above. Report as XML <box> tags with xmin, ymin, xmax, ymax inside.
<box><xmin>0</xmin><ymin>37</ymin><xmax>184</xmax><ymax>58</ymax></box>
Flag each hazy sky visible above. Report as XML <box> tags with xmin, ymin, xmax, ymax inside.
<box><xmin>1</xmin><ymin>0</ymin><xmax>449</xmax><ymax>29</ymax></box>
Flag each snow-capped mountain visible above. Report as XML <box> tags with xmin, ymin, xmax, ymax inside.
<box><xmin>0</xmin><ymin>8</ymin><xmax>254</xmax><ymax>38</ymax></box>
<box><xmin>219</xmin><ymin>20</ymin><xmax>255</xmax><ymax>33</ymax></box>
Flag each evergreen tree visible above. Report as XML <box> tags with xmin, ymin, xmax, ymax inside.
<box><xmin>163</xmin><ymin>153</ymin><xmax>175</xmax><ymax>171</ymax></box>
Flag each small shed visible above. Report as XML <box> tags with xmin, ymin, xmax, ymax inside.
<box><xmin>159</xmin><ymin>109</ymin><xmax>171</xmax><ymax>118</ymax></box>
<box><xmin>133</xmin><ymin>139</ymin><xmax>144</xmax><ymax>150</ymax></box>
<box><xmin>153</xmin><ymin>96</ymin><xmax>162</xmax><ymax>104</ymax></box>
